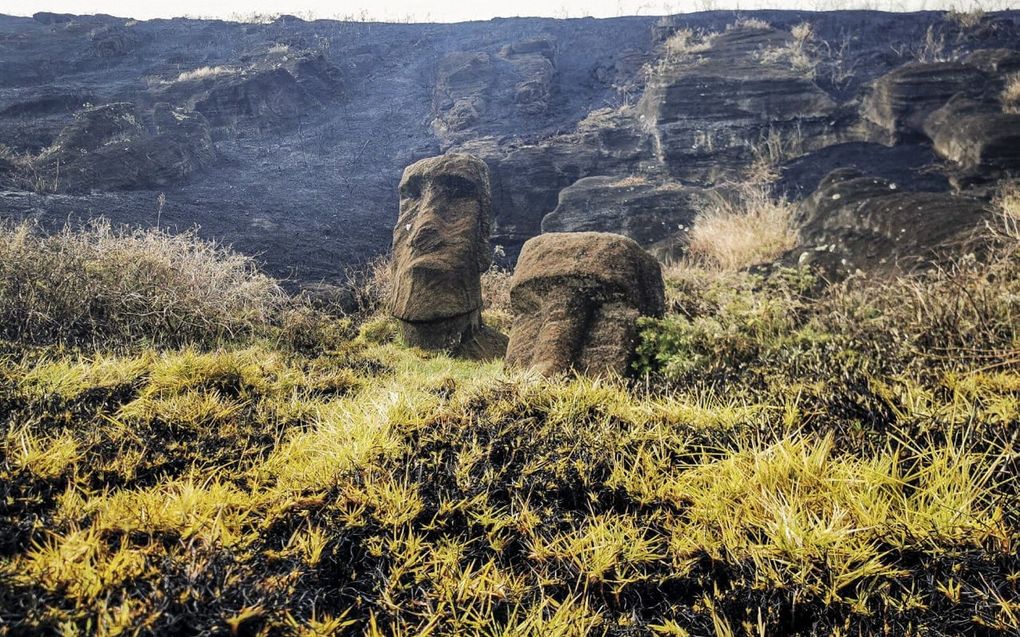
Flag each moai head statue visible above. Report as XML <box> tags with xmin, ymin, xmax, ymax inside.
<box><xmin>390</xmin><ymin>154</ymin><xmax>505</xmax><ymax>357</ymax></box>
<box><xmin>505</xmin><ymin>232</ymin><xmax>664</xmax><ymax>377</ymax></box>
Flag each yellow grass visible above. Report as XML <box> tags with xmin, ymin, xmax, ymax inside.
<box><xmin>687</xmin><ymin>185</ymin><xmax>799</xmax><ymax>270</ymax></box>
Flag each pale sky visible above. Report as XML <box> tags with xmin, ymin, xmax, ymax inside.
<box><xmin>0</xmin><ymin>0</ymin><xmax>1011</xmax><ymax>23</ymax></box>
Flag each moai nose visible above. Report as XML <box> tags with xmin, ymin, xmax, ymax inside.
<box><xmin>532</xmin><ymin>294</ymin><xmax>590</xmax><ymax>375</ymax></box>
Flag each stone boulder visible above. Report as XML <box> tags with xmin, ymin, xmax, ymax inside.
<box><xmin>793</xmin><ymin>168</ymin><xmax>989</xmax><ymax>277</ymax></box>
<box><xmin>31</xmin><ymin>102</ymin><xmax>215</xmax><ymax>193</ymax></box>
<box><xmin>861</xmin><ymin>61</ymin><xmax>990</xmax><ymax>143</ymax></box>
<box><xmin>541</xmin><ymin>175</ymin><xmax>709</xmax><ymax>247</ymax></box>
<box><xmin>506</xmin><ymin>232</ymin><xmax>664</xmax><ymax>377</ymax></box>
<box><xmin>389</xmin><ymin>153</ymin><xmax>508</xmax><ymax>360</ymax></box>
<box><xmin>923</xmin><ymin>95</ymin><xmax>1020</xmax><ymax>185</ymax></box>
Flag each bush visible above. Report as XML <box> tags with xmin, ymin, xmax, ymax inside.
<box><xmin>0</xmin><ymin>219</ymin><xmax>286</xmax><ymax>349</ymax></box>
<box><xmin>638</xmin><ymin>216</ymin><xmax>1019</xmax><ymax>386</ymax></box>
<box><xmin>1003</xmin><ymin>73</ymin><xmax>1020</xmax><ymax>114</ymax></box>
<box><xmin>481</xmin><ymin>266</ymin><xmax>513</xmax><ymax>332</ymax></box>
<box><xmin>756</xmin><ymin>21</ymin><xmax>819</xmax><ymax>78</ymax></box>
<box><xmin>686</xmin><ymin>184</ymin><xmax>799</xmax><ymax>270</ymax></box>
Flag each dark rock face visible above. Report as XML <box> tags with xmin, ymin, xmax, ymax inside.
<box><xmin>861</xmin><ymin>62</ymin><xmax>991</xmax><ymax>142</ymax></box>
<box><xmin>0</xmin><ymin>12</ymin><xmax>1018</xmax><ymax>281</ymax></box>
<box><xmin>923</xmin><ymin>96</ymin><xmax>1020</xmax><ymax>186</ymax></box>
<box><xmin>638</xmin><ymin>26</ymin><xmax>845</xmax><ymax>185</ymax></box>
<box><xmin>774</xmin><ymin>141</ymin><xmax>949</xmax><ymax>200</ymax></box>
<box><xmin>793</xmin><ymin>168</ymin><xmax>989</xmax><ymax>277</ymax></box>
<box><xmin>161</xmin><ymin>53</ymin><xmax>343</xmax><ymax>130</ymax></box>
<box><xmin>964</xmin><ymin>48</ymin><xmax>1020</xmax><ymax>75</ymax></box>
<box><xmin>30</xmin><ymin>102</ymin><xmax>214</xmax><ymax>193</ymax></box>
<box><xmin>542</xmin><ymin>175</ymin><xmax>708</xmax><ymax>247</ymax></box>
<box><xmin>389</xmin><ymin>153</ymin><xmax>507</xmax><ymax>360</ymax></box>
<box><xmin>432</xmin><ymin>38</ymin><xmax>556</xmax><ymax>147</ymax></box>
<box><xmin>506</xmin><ymin>232</ymin><xmax>664</xmax><ymax>377</ymax></box>
<box><xmin>457</xmin><ymin>108</ymin><xmax>658</xmax><ymax>254</ymax></box>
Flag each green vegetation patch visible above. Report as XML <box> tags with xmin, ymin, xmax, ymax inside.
<box><xmin>0</xmin><ymin>211</ymin><xmax>1018</xmax><ymax>635</ymax></box>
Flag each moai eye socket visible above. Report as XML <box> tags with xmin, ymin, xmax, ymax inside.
<box><xmin>400</xmin><ymin>175</ymin><xmax>423</xmax><ymax>200</ymax></box>
<box><xmin>435</xmin><ymin>174</ymin><xmax>479</xmax><ymax>199</ymax></box>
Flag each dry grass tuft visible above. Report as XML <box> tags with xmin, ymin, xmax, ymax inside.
<box><xmin>686</xmin><ymin>185</ymin><xmax>799</xmax><ymax>270</ymax></box>
<box><xmin>945</xmin><ymin>6</ymin><xmax>985</xmax><ymax>30</ymax></box>
<box><xmin>1002</xmin><ymin>73</ymin><xmax>1020</xmax><ymax>114</ymax></box>
<box><xmin>662</xmin><ymin>28</ymin><xmax>715</xmax><ymax>63</ymax></box>
<box><xmin>342</xmin><ymin>254</ymin><xmax>393</xmax><ymax>317</ymax></box>
<box><xmin>728</xmin><ymin>17</ymin><xmax>772</xmax><ymax>31</ymax></box>
<box><xmin>992</xmin><ymin>180</ymin><xmax>1020</xmax><ymax>238</ymax></box>
<box><xmin>175</xmin><ymin>65</ymin><xmax>236</xmax><ymax>83</ymax></box>
<box><xmin>757</xmin><ymin>22</ymin><xmax>819</xmax><ymax>78</ymax></box>
<box><xmin>0</xmin><ymin>219</ymin><xmax>285</xmax><ymax>348</ymax></box>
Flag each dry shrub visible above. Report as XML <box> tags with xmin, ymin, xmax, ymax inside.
<box><xmin>687</xmin><ymin>185</ymin><xmax>799</xmax><ymax>270</ymax></box>
<box><xmin>728</xmin><ymin>17</ymin><xmax>771</xmax><ymax>31</ymax></box>
<box><xmin>342</xmin><ymin>254</ymin><xmax>393</xmax><ymax>317</ymax></box>
<box><xmin>945</xmin><ymin>6</ymin><xmax>984</xmax><ymax>30</ymax></box>
<box><xmin>662</xmin><ymin>28</ymin><xmax>714</xmax><ymax>63</ymax></box>
<box><xmin>746</xmin><ymin>127</ymin><xmax>803</xmax><ymax>184</ymax></box>
<box><xmin>756</xmin><ymin>22</ymin><xmax>818</xmax><ymax>79</ymax></box>
<box><xmin>914</xmin><ymin>25</ymin><xmax>948</xmax><ymax>63</ymax></box>
<box><xmin>1002</xmin><ymin>73</ymin><xmax>1020</xmax><ymax>114</ymax></box>
<box><xmin>0</xmin><ymin>219</ymin><xmax>285</xmax><ymax>348</ymax></box>
<box><xmin>992</xmin><ymin>180</ymin><xmax>1020</xmax><ymax>239</ymax></box>
<box><xmin>175</xmin><ymin>65</ymin><xmax>235</xmax><ymax>83</ymax></box>
<box><xmin>481</xmin><ymin>267</ymin><xmax>513</xmax><ymax>333</ymax></box>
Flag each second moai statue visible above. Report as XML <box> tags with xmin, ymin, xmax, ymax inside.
<box><xmin>389</xmin><ymin>153</ymin><xmax>507</xmax><ymax>359</ymax></box>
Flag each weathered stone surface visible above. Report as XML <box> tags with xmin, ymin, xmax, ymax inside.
<box><xmin>541</xmin><ymin>176</ymin><xmax>709</xmax><ymax>247</ymax></box>
<box><xmin>638</xmin><ymin>26</ymin><xmax>846</xmax><ymax>185</ymax></box>
<box><xmin>456</xmin><ymin>107</ymin><xmax>656</xmax><ymax>258</ymax></box>
<box><xmin>774</xmin><ymin>141</ymin><xmax>949</xmax><ymax>200</ymax></box>
<box><xmin>506</xmin><ymin>232</ymin><xmax>664</xmax><ymax>377</ymax></box>
<box><xmin>793</xmin><ymin>168</ymin><xmax>989</xmax><ymax>276</ymax></box>
<box><xmin>964</xmin><ymin>48</ymin><xmax>1020</xmax><ymax>75</ymax></box>
<box><xmin>432</xmin><ymin>38</ymin><xmax>557</xmax><ymax>147</ymax></box>
<box><xmin>31</xmin><ymin>102</ymin><xmax>215</xmax><ymax>192</ymax></box>
<box><xmin>164</xmin><ymin>53</ymin><xmax>343</xmax><ymax>130</ymax></box>
<box><xmin>861</xmin><ymin>61</ymin><xmax>990</xmax><ymax>142</ymax></box>
<box><xmin>923</xmin><ymin>95</ymin><xmax>1020</xmax><ymax>185</ymax></box>
<box><xmin>390</xmin><ymin>153</ymin><xmax>507</xmax><ymax>359</ymax></box>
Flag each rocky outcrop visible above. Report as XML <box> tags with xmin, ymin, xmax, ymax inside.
<box><xmin>432</xmin><ymin>37</ymin><xmax>557</xmax><ymax>147</ymax></box>
<box><xmin>793</xmin><ymin>168</ymin><xmax>989</xmax><ymax>277</ymax></box>
<box><xmin>31</xmin><ymin>102</ymin><xmax>214</xmax><ymax>193</ymax></box>
<box><xmin>390</xmin><ymin>154</ymin><xmax>507</xmax><ymax>359</ymax></box>
<box><xmin>861</xmin><ymin>62</ymin><xmax>991</xmax><ymax>143</ymax></box>
<box><xmin>774</xmin><ymin>141</ymin><xmax>949</xmax><ymax>200</ymax></box>
<box><xmin>164</xmin><ymin>53</ymin><xmax>343</xmax><ymax>130</ymax></box>
<box><xmin>541</xmin><ymin>175</ymin><xmax>709</xmax><ymax>247</ymax></box>
<box><xmin>506</xmin><ymin>232</ymin><xmax>664</xmax><ymax>377</ymax></box>
<box><xmin>964</xmin><ymin>48</ymin><xmax>1020</xmax><ymax>75</ymax></box>
<box><xmin>457</xmin><ymin>107</ymin><xmax>656</xmax><ymax>256</ymax></box>
<box><xmin>923</xmin><ymin>95</ymin><xmax>1020</xmax><ymax>186</ymax></box>
<box><xmin>638</xmin><ymin>26</ymin><xmax>845</xmax><ymax>185</ymax></box>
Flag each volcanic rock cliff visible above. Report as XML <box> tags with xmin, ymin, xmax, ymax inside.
<box><xmin>1</xmin><ymin>10</ymin><xmax>1018</xmax><ymax>283</ymax></box>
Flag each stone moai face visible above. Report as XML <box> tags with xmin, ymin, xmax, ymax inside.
<box><xmin>506</xmin><ymin>232</ymin><xmax>665</xmax><ymax>377</ymax></box>
<box><xmin>390</xmin><ymin>154</ymin><xmax>493</xmax><ymax>350</ymax></box>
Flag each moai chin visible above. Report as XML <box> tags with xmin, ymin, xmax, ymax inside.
<box><xmin>389</xmin><ymin>153</ymin><xmax>506</xmax><ymax>359</ymax></box>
